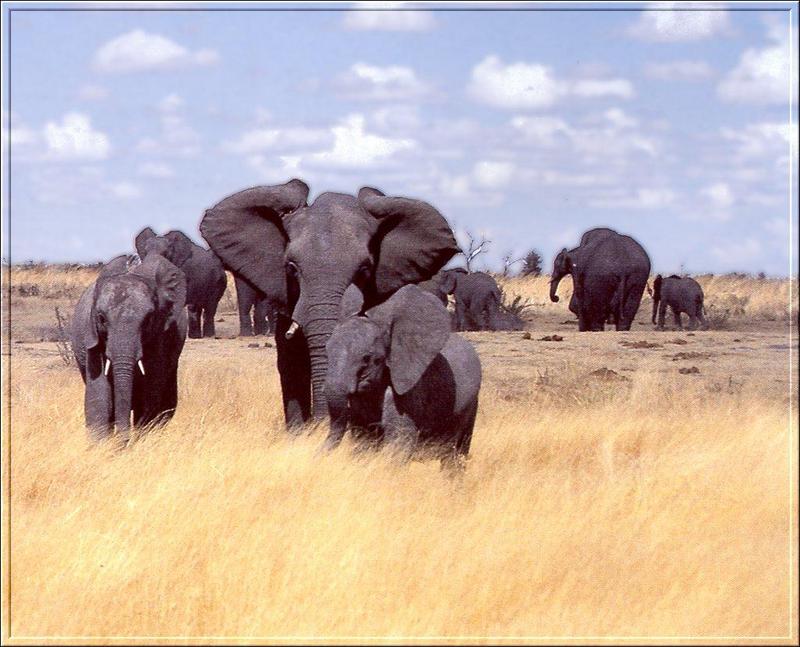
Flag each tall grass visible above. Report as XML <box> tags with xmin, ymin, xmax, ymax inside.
<box><xmin>4</xmin><ymin>350</ymin><xmax>796</xmax><ymax>640</ymax></box>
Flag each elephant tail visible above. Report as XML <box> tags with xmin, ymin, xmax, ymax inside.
<box><xmin>652</xmin><ymin>275</ymin><xmax>663</xmax><ymax>324</ymax></box>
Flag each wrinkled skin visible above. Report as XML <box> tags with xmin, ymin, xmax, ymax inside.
<box><xmin>200</xmin><ymin>179</ymin><xmax>458</xmax><ymax>428</ymax></box>
<box><xmin>441</xmin><ymin>269</ymin><xmax>504</xmax><ymax>331</ymax></box>
<box><xmin>550</xmin><ymin>228</ymin><xmax>651</xmax><ymax>331</ymax></box>
<box><xmin>324</xmin><ymin>285</ymin><xmax>481</xmax><ymax>470</ymax></box>
<box><xmin>653</xmin><ymin>274</ymin><xmax>707</xmax><ymax>330</ymax></box>
<box><xmin>136</xmin><ymin>228</ymin><xmax>227</xmax><ymax>339</ymax></box>
<box><xmin>233</xmin><ymin>275</ymin><xmax>278</xmax><ymax>336</ymax></box>
<box><xmin>71</xmin><ymin>253</ymin><xmax>187</xmax><ymax>443</ymax></box>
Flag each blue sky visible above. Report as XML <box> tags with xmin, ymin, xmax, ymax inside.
<box><xmin>2</xmin><ymin>2</ymin><xmax>797</xmax><ymax>275</ymax></box>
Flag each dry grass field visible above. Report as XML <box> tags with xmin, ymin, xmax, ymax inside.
<box><xmin>2</xmin><ymin>265</ymin><xmax>798</xmax><ymax>644</ymax></box>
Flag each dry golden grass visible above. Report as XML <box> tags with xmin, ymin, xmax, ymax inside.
<box><xmin>2</xmin><ymin>266</ymin><xmax>798</xmax><ymax>644</ymax></box>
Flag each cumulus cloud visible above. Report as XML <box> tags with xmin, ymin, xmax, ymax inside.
<box><xmin>333</xmin><ymin>62</ymin><xmax>433</xmax><ymax>102</ymax></box>
<box><xmin>721</xmin><ymin>122</ymin><xmax>797</xmax><ymax>160</ymax></box>
<box><xmin>223</xmin><ymin>126</ymin><xmax>333</xmax><ymax>155</ymax></box>
<box><xmin>136</xmin><ymin>97</ymin><xmax>201</xmax><ymax>157</ymax></box>
<box><xmin>589</xmin><ymin>187</ymin><xmax>676</xmax><ymax>209</ymax></box>
<box><xmin>138</xmin><ymin>162</ymin><xmax>175</xmax><ymax>179</ymax></box>
<box><xmin>43</xmin><ymin>113</ymin><xmax>110</xmax><ymax>161</ymax></box>
<box><xmin>627</xmin><ymin>3</ymin><xmax>730</xmax><ymax>42</ymax></box>
<box><xmin>701</xmin><ymin>182</ymin><xmax>734</xmax><ymax>209</ymax></box>
<box><xmin>157</xmin><ymin>93</ymin><xmax>185</xmax><ymax>113</ymax></box>
<box><xmin>93</xmin><ymin>30</ymin><xmax>219</xmax><ymax>74</ymax></box>
<box><xmin>472</xmin><ymin>160</ymin><xmax>515</xmax><ymax>189</ymax></box>
<box><xmin>467</xmin><ymin>55</ymin><xmax>634</xmax><ymax>110</ymax></box>
<box><xmin>107</xmin><ymin>181</ymin><xmax>142</xmax><ymax>199</ymax></box>
<box><xmin>718</xmin><ymin>21</ymin><xmax>793</xmax><ymax>105</ymax></box>
<box><xmin>342</xmin><ymin>2</ymin><xmax>435</xmax><ymax>31</ymax></box>
<box><xmin>643</xmin><ymin>60</ymin><xmax>714</xmax><ymax>81</ymax></box>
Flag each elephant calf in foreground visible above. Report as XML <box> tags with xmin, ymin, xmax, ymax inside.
<box><xmin>71</xmin><ymin>253</ymin><xmax>187</xmax><ymax>442</ymax></box>
<box><xmin>324</xmin><ymin>284</ymin><xmax>482</xmax><ymax>470</ymax></box>
<box><xmin>652</xmin><ymin>274</ymin><xmax>707</xmax><ymax>330</ymax></box>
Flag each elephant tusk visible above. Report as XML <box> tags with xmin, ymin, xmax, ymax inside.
<box><xmin>104</xmin><ymin>358</ymin><xmax>111</xmax><ymax>376</ymax></box>
<box><xmin>285</xmin><ymin>321</ymin><xmax>301</xmax><ymax>340</ymax></box>
<box><xmin>138</xmin><ymin>360</ymin><xmax>145</xmax><ymax>376</ymax></box>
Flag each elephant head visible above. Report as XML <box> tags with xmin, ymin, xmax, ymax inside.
<box><xmin>200</xmin><ymin>179</ymin><xmax>458</xmax><ymax>419</ymax></box>
<box><xmin>549</xmin><ymin>248</ymin><xmax>575</xmax><ymax>303</ymax></box>
<box><xmin>86</xmin><ymin>254</ymin><xmax>185</xmax><ymax>437</ymax></box>
<box><xmin>439</xmin><ymin>267</ymin><xmax>468</xmax><ymax>295</ymax></box>
<box><xmin>325</xmin><ymin>284</ymin><xmax>451</xmax><ymax>445</ymax></box>
<box><xmin>135</xmin><ymin>227</ymin><xmax>194</xmax><ymax>268</ymax></box>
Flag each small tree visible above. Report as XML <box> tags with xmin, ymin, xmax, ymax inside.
<box><xmin>459</xmin><ymin>231</ymin><xmax>491</xmax><ymax>272</ymax></box>
<box><xmin>520</xmin><ymin>249</ymin><xmax>543</xmax><ymax>277</ymax></box>
<box><xmin>501</xmin><ymin>251</ymin><xmax>525</xmax><ymax>277</ymax></box>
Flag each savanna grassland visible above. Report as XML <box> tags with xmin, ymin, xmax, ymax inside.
<box><xmin>2</xmin><ymin>265</ymin><xmax>798</xmax><ymax>644</ymax></box>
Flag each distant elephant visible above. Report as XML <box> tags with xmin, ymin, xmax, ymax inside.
<box><xmin>415</xmin><ymin>273</ymin><xmax>450</xmax><ymax>306</ymax></box>
<box><xmin>71</xmin><ymin>253</ymin><xmax>187</xmax><ymax>442</ymax></box>
<box><xmin>324</xmin><ymin>284</ymin><xmax>481</xmax><ymax>470</ymax></box>
<box><xmin>441</xmin><ymin>269</ymin><xmax>503</xmax><ymax>331</ymax></box>
<box><xmin>200</xmin><ymin>179</ymin><xmax>458</xmax><ymax>428</ymax></box>
<box><xmin>135</xmin><ymin>228</ymin><xmax>227</xmax><ymax>339</ymax></box>
<box><xmin>652</xmin><ymin>274</ymin><xmax>707</xmax><ymax>330</ymax></box>
<box><xmin>233</xmin><ymin>274</ymin><xmax>278</xmax><ymax>336</ymax></box>
<box><xmin>550</xmin><ymin>228</ymin><xmax>651</xmax><ymax>331</ymax></box>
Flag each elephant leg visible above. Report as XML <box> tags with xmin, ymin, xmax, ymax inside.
<box><xmin>202</xmin><ymin>301</ymin><xmax>218</xmax><ymax>338</ymax></box>
<box><xmin>253</xmin><ymin>299</ymin><xmax>269</xmax><ymax>336</ymax></box>
<box><xmin>454</xmin><ymin>300</ymin><xmax>467</xmax><ymax>332</ymax></box>
<box><xmin>276</xmin><ymin>314</ymin><xmax>311</xmax><ymax>430</ymax></box>
<box><xmin>239</xmin><ymin>306</ymin><xmax>253</xmax><ymax>337</ymax></box>
<box><xmin>657</xmin><ymin>301</ymin><xmax>667</xmax><ymax>330</ymax></box>
<box><xmin>187</xmin><ymin>305</ymin><xmax>202</xmax><ymax>339</ymax></box>
<box><xmin>672</xmin><ymin>307</ymin><xmax>683</xmax><ymax>330</ymax></box>
<box><xmin>382</xmin><ymin>390</ymin><xmax>418</xmax><ymax>462</ymax></box>
<box><xmin>442</xmin><ymin>398</ymin><xmax>478</xmax><ymax>473</ymax></box>
<box><xmin>687</xmin><ymin>313</ymin><xmax>699</xmax><ymax>331</ymax></box>
<box><xmin>697</xmin><ymin>307</ymin><xmax>708</xmax><ymax>330</ymax></box>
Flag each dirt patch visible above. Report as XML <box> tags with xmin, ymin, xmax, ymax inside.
<box><xmin>665</xmin><ymin>338</ymin><xmax>688</xmax><ymax>345</ymax></box>
<box><xmin>678</xmin><ymin>366</ymin><xmax>700</xmax><ymax>375</ymax></box>
<box><xmin>671</xmin><ymin>351</ymin><xmax>712</xmax><ymax>361</ymax></box>
<box><xmin>620</xmin><ymin>340</ymin><xmax>663</xmax><ymax>349</ymax></box>
<box><xmin>588</xmin><ymin>368</ymin><xmax>630</xmax><ymax>382</ymax></box>
<box><xmin>539</xmin><ymin>335</ymin><xmax>564</xmax><ymax>342</ymax></box>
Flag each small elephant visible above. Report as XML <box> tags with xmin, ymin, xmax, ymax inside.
<box><xmin>136</xmin><ymin>227</ymin><xmax>227</xmax><ymax>339</ymax></box>
<box><xmin>440</xmin><ymin>269</ymin><xmax>503</xmax><ymax>331</ymax></box>
<box><xmin>71</xmin><ymin>253</ymin><xmax>187</xmax><ymax>442</ymax></box>
<box><xmin>233</xmin><ymin>274</ymin><xmax>278</xmax><ymax>336</ymax></box>
<box><xmin>652</xmin><ymin>274</ymin><xmax>707</xmax><ymax>330</ymax></box>
<box><xmin>324</xmin><ymin>284</ymin><xmax>482</xmax><ymax>469</ymax></box>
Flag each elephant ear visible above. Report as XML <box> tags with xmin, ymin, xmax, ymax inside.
<box><xmin>440</xmin><ymin>268</ymin><xmax>467</xmax><ymax>295</ymax></box>
<box><xmin>200</xmin><ymin>179</ymin><xmax>309</xmax><ymax>308</ymax></box>
<box><xmin>135</xmin><ymin>227</ymin><xmax>157</xmax><ymax>259</ymax></box>
<box><xmin>339</xmin><ymin>283</ymin><xmax>365</xmax><ymax>322</ymax></box>
<box><xmin>131</xmin><ymin>254</ymin><xmax>186</xmax><ymax>315</ymax></box>
<box><xmin>370</xmin><ymin>284</ymin><xmax>451</xmax><ymax>395</ymax></box>
<box><xmin>99</xmin><ymin>254</ymin><xmax>136</xmax><ymax>279</ymax></box>
<box><xmin>358</xmin><ymin>188</ymin><xmax>459</xmax><ymax>304</ymax></box>
<box><xmin>163</xmin><ymin>230</ymin><xmax>195</xmax><ymax>267</ymax></box>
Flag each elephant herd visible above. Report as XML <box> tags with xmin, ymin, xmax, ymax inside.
<box><xmin>70</xmin><ymin>179</ymin><xmax>706</xmax><ymax>464</ymax></box>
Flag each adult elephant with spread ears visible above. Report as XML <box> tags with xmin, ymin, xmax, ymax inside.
<box><xmin>550</xmin><ymin>228</ymin><xmax>650</xmax><ymax>331</ymax></box>
<box><xmin>200</xmin><ymin>179</ymin><xmax>459</xmax><ymax>428</ymax></box>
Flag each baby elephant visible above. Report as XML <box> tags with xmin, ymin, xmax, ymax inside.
<box><xmin>324</xmin><ymin>284</ymin><xmax>482</xmax><ymax>469</ymax></box>
<box><xmin>652</xmin><ymin>274</ymin><xmax>707</xmax><ymax>330</ymax></box>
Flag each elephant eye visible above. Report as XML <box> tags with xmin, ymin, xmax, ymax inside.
<box><xmin>285</xmin><ymin>261</ymin><xmax>299</xmax><ymax>278</ymax></box>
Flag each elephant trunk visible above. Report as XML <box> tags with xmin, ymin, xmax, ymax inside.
<box><xmin>112</xmin><ymin>357</ymin><xmax>136</xmax><ymax>439</ymax></box>
<box><xmin>302</xmin><ymin>295</ymin><xmax>345</xmax><ymax>420</ymax></box>
<box><xmin>323</xmin><ymin>387</ymin><xmax>350</xmax><ymax>450</ymax></box>
<box><xmin>549</xmin><ymin>275</ymin><xmax>562</xmax><ymax>303</ymax></box>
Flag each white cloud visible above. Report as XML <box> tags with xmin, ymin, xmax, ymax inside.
<box><xmin>1</xmin><ymin>111</ymin><xmax>38</xmax><ymax>153</ymax></box>
<box><xmin>334</xmin><ymin>62</ymin><xmax>433</xmax><ymax>102</ymax></box>
<box><xmin>468</xmin><ymin>55</ymin><xmax>634</xmax><ymax>110</ymax></box>
<box><xmin>472</xmin><ymin>160</ymin><xmax>515</xmax><ymax>189</ymax></box>
<box><xmin>721</xmin><ymin>122</ymin><xmax>797</xmax><ymax>160</ymax></box>
<box><xmin>711</xmin><ymin>237</ymin><xmax>762</xmax><ymax>263</ymax></box>
<box><xmin>718</xmin><ymin>21</ymin><xmax>793</xmax><ymax>105</ymax></box>
<box><xmin>93</xmin><ymin>30</ymin><xmax>219</xmax><ymax>74</ymax></box>
<box><xmin>369</xmin><ymin>105</ymin><xmax>422</xmax><ymax>134</ymax></box>
<box><xmin>306</xmin><ymin>114</ymin><xmax>415</xmax><ymax>169</ymax></box>
<box><xmin>627</xmin><ymin>3</ymin><xmax>730</xmax><ymax>42</ymax></box>
<box><xmin>78</xmin><ymin>84</ymin><xmax>109</xmax><ymax>101</ymax></box>
<box><xmin>701</xmin><ymin>182</ymin><xmax>734</xmax><ymax>208</ymax></box>
<box><xmin>138</xmin><ymin>162</ymin><xmax>175</xmax><ymax>178</ymax></box>
<box><xmin>342</xmin><ymin>2</ymin><xmax>435</xmax><ymax>31</ymax></box>
<box><xmin>223</xmin><ymin>126</ymin><xmax>333</xmax><ymax>155</ymax></box>
<box><xmin>43</xmin><ymin>113</ymin><xmax>110</xmax><ymax>161</ymax></box>
<box><xmin>643</xmin><ymin>60</ymin><xmax>713</xmax><ymax>81</ymax></box>
<box><xmin>107</xmin><ymin>181</ymin><xmax>142</xmax><ymax>199</ymax></box>
<box><xmin>589</xmin><ymin>187</ymin><xmax>676</xmax><ymax>209</ymax></box>
<box><xmin>158</xmin><ymin>93</ymin><xmax>184</xmax><ymax>113</ymax></box>
<box><xmin>30</xmin><ymin>166</ymin><xmax>141</xmax><ymax>206</ymax></box>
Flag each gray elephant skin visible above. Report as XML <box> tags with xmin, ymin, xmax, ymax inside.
<box><xmin>200</xmin><ymin>179</ymin><xmax>459</xmax><ymax>428</ymax></box>
<box><xmin>440</xmin><ymin>269</ymin><xmax>506</xmax><ymax>331</ymax></box>
<box><xmin>550</xmin><ymin>227</ymin><xmax>651</xmax><ymax>331</ymax></box>
<box><xmin>71</xmin><ymin>253</ymin><xmax>187</xmax><ymax>442</ymax></box>
<box><xmin>233</xmin><ymin>274</ymin><xmax>278</xmax><ymax>336</ymax></box>
<box><xmin>136</xmin><ymin>228</ymin><xmax>227</xmax><ymax>339</ymax></box>
<box><xmin>324</xmin><ymin>284</ymin><xmax>481</xmax><ymax>469</ymax></box>
<box><xmin>652</xmin><ymin>274</ymin><xmax>707</xmax><ymax>330</ymax></box>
